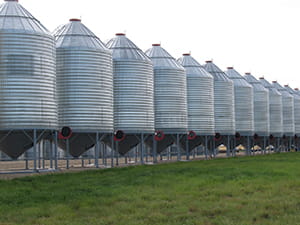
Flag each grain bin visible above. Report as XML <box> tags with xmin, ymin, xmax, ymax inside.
<box><xmin>106</xmin><ymin>33</ymin><xmax>154</xmax><ymax>155</ymax></box>
<box><xmin>203</xmin><ymin>61</ymin><xmax>235</xmax><ymax>155</ymax></box>
<box><xmin>177</xmin><ymin>53</ymin><xmax>214</xmax><ymax>151</ymax></box>
<box><xmin>272</xmin><ymin>81</ymin><xmax>295</xmax><ymax>136</ymax></box>
<box><xmin>244</xmin><ymin>73</ymin><xmax>269</xmax><ymax>137</ymax></box>
<box><xmin>0</xmin><ymin>0</ymin><xmax>57</xmax><ymax>159</ymax></box>
<box><xmin>54</xmin><ymin>19</ymin><xmax>113</xmax><ymax>157</ymax></box>
<box><xmin>145</xmin><ymin>44</ymin><xmax>188</xmax><ymax>153</ymax></box>
<box><xmin>177</xmin><ymin>54</ymin><xmax>214</xmax><ymax>135</ymax></box>
<box><xmin>225</xmin><ymin>67</ymin><xmax>254</xmax><ymax>136</ymax></box>
<box><xmin>203</xmin><ymin>61</ymin><xmax>235</xmax><ymax>135</ymax></box>
<box><xmin>259</xmin><ymin>78</ymin><xmax>283</xmax><ymax>137</ymax></box>
<box><xmin>145</xmin><ymin>44</ymin><xmax>187</xmax><ymax>132</ymax></box>
<box><xmin>284</xmin><ymin>85</ymin><xmax>300</xmax><ymax>136</ymax></box>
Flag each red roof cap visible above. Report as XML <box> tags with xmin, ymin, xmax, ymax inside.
<box><xmin>116</xmin><ymin>33</ymin><xmax>125</xmax><ymax>36</ymax></box>
<box><xmin>227</xmin><ymin>67</ymin><xmax>234</xmax><ymax>69</ymax></box>
<box><xmin>152</xmin><ymin>44</ymin><xmax>161</xmax><ymax>46</ymax></box>
<box><xmin>295</xmin><ymin>88</ymin><xmax>299</xmax><ymax>91</ymax></box>
<box><xmin>69</xmin><ymin>18</ymin><xmax>81</xmax><ymax>22</ymax></box>
<box><xmin>205</xmin><ymin>60</ymin><xmax>213</xmax><ymax>63</ymax></box>
<box><xmin>245</xmin><ymin>72</ymin><xmax>251</xmax><ymax>75</ymax></box>
<box><xmin>183</xmin><ymin>53</ymin><xmax>190</xmax><ymax>56</ymax></box>
<box><xmin>284</xmin><ymin>85</ymin><xmax>289</xmax><ymax>87</ymax></box>
<box><xmin>272</xmin><ymin>81</ymin><xmax>277</xmax><ymax>83</ymax></box>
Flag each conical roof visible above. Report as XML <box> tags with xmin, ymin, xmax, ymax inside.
<box><xmin>106</xmin><ymin>33</ymin><xmax>150</xmax><ymax>61</ymax></box>
<box><xmin>145</xmin><ymin>44</ymin><xmax>184</xmax><ymax>70</ymax></box>
<box><xmin>294</xmin><ymin>88</ymin><xmax>300</xmax><ymax>96</ymax></box>
<box><xmin>244</xmin><ymin>73</ymin><xmax>268</xmax><ymax>91</ymax></box>
<box><xmin>54</xmin><ymin>19</ymin><xmax>108</xmax><ymax>50</ymax></box>
<box><xmin>177</xmin><ymin>53</ymin><xmax>213</xmax><ymax>78</ymax></box>
<box><xmin>259</xmin><ymin>77</ymin><xmax>281</xmax><ymax>95</ymax></box>
<box><xmin>272</xmin><ymin>81</ymin><xmax>293</xmax><ymax>97</ymax></box>
<box><xmin>225</xmin><ymin>67</ymin><xmax>252</xmax><ymax>87</ymax></box>
<box><xmin>0</xmin><ymin>0</ymin><xmax>49</xmax><ymax>34</ymax></box>
<box><xmin>203</xmin><ymin>61</ymin><xmax>231</xmax><ymax>81</ymax></box>
<box><xmin>284</xmin><ymin>85</ymin><xmax>297</xmax><ymax>95</ymax></box>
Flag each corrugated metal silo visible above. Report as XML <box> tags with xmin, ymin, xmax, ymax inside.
<box><xmin>272</xmin><ymin>81</ymin><xmax>295</xmax><ymax>136</ymax></box>
<box><xmin>145</xmin><ymin>44</ymin><xmax>187</xmax><ymax>153</ymax></box>
<box><xmin>225</xmin><ymin>67</ymin><xmax>254</xmax><ymax>136</ymax></box>
<box><xmin>177</xmin><ymin>53</ymin><xmax>215</xmax><ymax>151</ymax></box>
<box><xmin>244</xmin><ymin>73</ymin><xmax>269</xmax><ymax>136</ymax></box>
<box><xmin>284</xmin><ymin>85</ymin><xmax>300</xmax><ymax>135</ymax></box>
<box><xmin>106</xmin><ymin>33</ymin><xmax>154</xmax><ymax>155</ymax></box>
<box><xmin>203</xmin><ymin>61</ymin><xmax>235</xmax><ymax>135</ymax></box>
<box><xmin>54</xmin><ymin>19</ymin><xmax>113</xmax><ymax>157</ymax></box>
<box><xmin>177</xmin><ymin>53</ymin><xmax>215</xmax><ymax>135</ymax></box>
<box><xmin>145</xmin><ymin>44</ymin><xmax>188</xmax><ymax>132</ymax></box>
<box><xmin>259</xmin><ymin>78</ymin><xmax>283</xmax><ymax>137</ymax></box>
<box><xmin>0</xmin><ymin>0</ymin><xmax>57</xmax><ymax>158</ymax></box>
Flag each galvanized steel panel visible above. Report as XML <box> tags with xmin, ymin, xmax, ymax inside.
<box><xmin>204</xmin><ymin>61</ymin><xmax>235</xmax><ymax>135</ymax></box>
<box><xmin>225</xmin><ymin>68</ymin><xmax>254</xmax><ymax>136</ymax></box>
<box><xmin>272</xmin><ymin>81</ymin><xmax>295</xmax><ymax>136</ymax></box>
<box><xmin>259</xmin><ymin>78</ymin><xmax>283</xmax><ymax>137</ymax></box>
<box><xmin>107</xmin><ymin>34</ymin><xmax>154</xmax><ymax>133</ymax></box>
<box><xmin>244</xmin><ymin>73</ymin><xmax>269</xmax><ymax>136</ymax></box>
<box><xmin>177</xmin><ymin>54</ymin><xmax>215</xmax><ymax>135</ymax></box>
<box><xmin>0</xmin><ymin>0</ymin><xmax>57</xmax><ymax>130</ymax></box>
<box><xmin>145</xmin><ymin>44</ymin><xmax>187</xmax><ymax>132</ymax></box>
<box><xmin>55</xmin><ymin>19</ymin><xmax>113</xmax><ymax>132</ymax></box>
<box><xmin>0</xmin><ymin>0</ymin><xmax>49</xmax><ymax>34</ymax></box>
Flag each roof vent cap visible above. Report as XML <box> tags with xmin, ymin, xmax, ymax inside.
<box><xmin>69</xmin><ymin>18</ymin><xmax>81</xmax><ymax>22</ymax></box>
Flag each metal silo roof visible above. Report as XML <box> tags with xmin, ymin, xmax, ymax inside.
<box><xmin>203</xmin><ymin>61</ymin><xmax>231</xmax><ymax>81</ymax></box>
<box><xmin>146</xmin><ymin>44</ymin><xmax>184</xmax><ymax>70</ymax></box>
<box><xmin>0</xmin><ymin>0</ymin><xmax>49</xmax><ymax>34</ymax></box>
<box><xmin>177</xmin><ymin>54</ymin><xmax>213</xmax><ymax>78</ymax></box>
<box><xmin>285</xmin><ymin>85</ymin><xmax>296</xmax><ymax>94</ymax></box>
<box><xmin>145</xmin><ymin>44</ymin><xmax>188</xmax><ymax>132</ymax></box>
<box><xmin>225</xmin><ymin>67</ymin><xmax>253</xmax><ymax>87</ymax></box>
<box><xmin>284</xmin><ymin>85</ymin><xmax>300</xmax><ymax>135</ymax></box>
<box><xmin>55</xmin><ymin>19</ymin><xmax>108</xmax><ymax>50</ymax></box>
<box><xmin>272</xmin><ymin>81</ymin><xmax>295</xmax><ymax>136</ymax></box>
<box><xmin>107</xmin><ymin>33</ymin><xmax>154</xmax><ymax>133</ymax></box>
<box><xmin>259</xmin><ymin>77</ymin><xmax>283</xmax><ymax>137</ymax></box>
<box><xmin>106</xmin><ymin>33</ymin><xmax>151</xmax><ymax>62</ymax></box>
<box><xmin>244</xmin><ymin>73</ymin><xmax>268</xmax><ymax>91</ymax></box>
<box><xmin>244</xmin><ymin>73</ymin><xmax>269</xmax><ymax>136</ymax></box>
<box><xmin>177</xmin><ymin>53</ymin><xmax>215</xmax><ymax>135</ymax></box>
<box><xmin>203</xmin><ymin>61</ymin><xmax>235</xmax><ymax>135</ymax></box>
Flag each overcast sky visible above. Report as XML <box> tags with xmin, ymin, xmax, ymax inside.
<box><xmin>20</xmin><ymin>0</ymin><xmax>300</xmax><ymax>88</ymax></box>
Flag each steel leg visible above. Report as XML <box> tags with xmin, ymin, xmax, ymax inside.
<box><xmin>33</xmin><ymin>129</ymin><xmax>37</xmax><ymax>172</ymax></box>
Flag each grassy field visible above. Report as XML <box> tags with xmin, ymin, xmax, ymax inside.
<box><xmin>0</xmin><ymin>153</ymin><xmax>300</xmax><ymax>225</ymax></box>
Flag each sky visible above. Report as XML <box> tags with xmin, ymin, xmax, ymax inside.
<box><xmin>19</xmin><ymin>0</ymin><xmax>300</xmax><ymax>88</ymax></box>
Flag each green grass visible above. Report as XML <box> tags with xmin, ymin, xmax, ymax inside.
<box><xmin>0</xmin><ymin>153</ymin><xmax>300</xmax><ymax>225</ymax></box>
